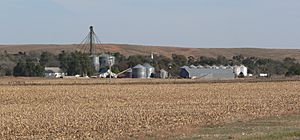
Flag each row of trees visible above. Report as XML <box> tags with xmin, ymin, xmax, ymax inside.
<box><xmin>0</xmin><ymin>52</ymin><xmax>45</xmax><ymax>77</ymax></box>
<box><xmin>0</xmin><ymin>50</ymin><xmax>300</xmax><ymax>77</ymax></box>
<box><xmin>13</xmin><ymin>58</ymin><xmax>44</xmax><ymax>77</ymax></box>
<box><xmin>0</xmin><ymin>51</ymin><xmax>96</xmax><ymax>77</ymax></box>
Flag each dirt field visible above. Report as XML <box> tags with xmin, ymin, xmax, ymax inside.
<box><xmin>0</xmin><ymin>78</ymin><xmax>299</xmax><ymax>139</ymax></box>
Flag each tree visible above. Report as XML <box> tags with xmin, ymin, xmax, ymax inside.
<box><xmin>197</xmin><ymin>56</ymin><xmax>217</xmax><ymax>65</ymax></box>
<box><xmin>127</xmin><ymin>55</ymin><xmax>151</xmax><ymax>67</ymax></box>
<box><xmin>233</xmin><ymin>54</ymin><xmax>244</xmax><ymax>62</ymax></box>
<box><xmin>79</xmin><ymin>52</ymin><xmax>95</xmax><ymax>76</ymax></box>
<box><xmin>40</xmin><ymin>52</ymin><xmax>59</xmax><ymax>67</ymax></box>
<box><xmin>172</xmin><ymin>54</ymin><xmax>187</xmax><ymax>66</ymax></box>
<box><xmin>13</xmin><ymin>61</ymin><xmax>26</xmax><ymax>76</ymax></box>
<box><xmin>286</xmin><ymin>63</ymin><xmax>300</xmax><ymax>76</ymax></box>
<box><xmin>58</xmin><ymin>51</ymin><xmax>95</xmax><ymax>76</ymax></box>
<box><xmin>13</xmin><ymin>58</ymin><xmax>45</xmax><ymax>77</ymax></box>
<box><xmin>187</xmin><ymin>56</ymin><xmax>196</xmax><ymax>65</ymax></box>
<box><xmin>112</xmin><ymin>52</ymin><xmax>126</xmax><ymax>62</ymax></box>
<box><xmin>283</xmin><ymin>57</ymin><xmax>296</xmax><ymax>64</ymax></box>
<box><xmin>58</xmin><ymin>51</ymin><xmax>69</xmax><ymax>72</ymax></box>
<box><xmin>216</xmin><ymin>55</ymin><xmax>229</xmax><ymax>65</ymax></box>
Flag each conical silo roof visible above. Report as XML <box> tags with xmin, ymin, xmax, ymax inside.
<box><xmin>133</xmin><ymin>64</ymin><xmax>145</xmax><ymax>69</ymax></box>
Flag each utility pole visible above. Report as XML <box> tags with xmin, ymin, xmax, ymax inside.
<box><xmin>108</xmin><ymin>56</ymin><xmax>113</xmax><ymax>80</ymax></box>
<box><xmin>89</xmin><ymin>26</ymin><xmax>94</xmax><ymax>55</ymax></box>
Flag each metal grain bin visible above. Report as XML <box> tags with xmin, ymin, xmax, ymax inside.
<box><xmin>91</xmin><ymin>55</ymin><xmax>100</xmax><ymax>72</ymax></box>
<box><xmin>132</xmin><ymin>64</ymin><xmax>146</xmax><ymax>78</ymax></box>
<box><xmin>99</xmin><ymin>54</ymin><xmax>115</xmax><ymax>67</ymax></box>
<box><xmin>143</xmin><ymin>63</ymin><xmax>155</xmax><ymax>78</ymax></box>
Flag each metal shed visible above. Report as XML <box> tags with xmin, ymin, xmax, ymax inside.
<box><xmin>180</xmin><ymin>66</ymin><xmax>235</xmax><ymax>80</ymax></box>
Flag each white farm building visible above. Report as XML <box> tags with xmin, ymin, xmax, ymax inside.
<box><xmin>233</xmin><ymin>65</ymin><xmax>248</xmax><ymax>77</ymax></box>
<box><xmin>179</xmin><ymin>65</ymin><xmax>249</xmax><ymax>79</ymax></box>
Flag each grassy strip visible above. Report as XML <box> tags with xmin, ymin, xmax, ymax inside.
<box><xmin>177</xmin><ymin>114</ymin><xmax>300</xmax><ymax>140</ymax></box>
<box><xmin>243</xmin><ymin>131</ymin><xmax>300</xmax><ymax>140</ymax></box>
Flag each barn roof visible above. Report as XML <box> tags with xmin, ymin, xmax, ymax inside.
<box><xmin>45</xmin><ymin>67</ymin><xmax>62</xmax><ymax>73</ymax></box>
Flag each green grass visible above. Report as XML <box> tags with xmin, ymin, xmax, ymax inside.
<box><xmin>243</xmin><ymin>131</ymin><xmax>300</xmax><ymax>140</ymax></box>
<box><xmin>176</xmin><ymin>114</ymin><xmax>300</xmax><ymax>140</ymax></box>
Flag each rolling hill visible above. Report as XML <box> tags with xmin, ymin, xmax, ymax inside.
<box><xmin>1</xmin><ymin>44</ymin><xmax>300</xmax><ymax>61</ymax></box>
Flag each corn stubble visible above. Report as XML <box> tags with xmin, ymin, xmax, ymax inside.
<box><xmin>0</xmin><ymin>81</ymin><xmax>299</xmax><ymax>139</ymax></box>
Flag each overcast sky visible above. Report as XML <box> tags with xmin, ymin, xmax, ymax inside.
<box><xmin>0</xmin><ymin>0</ymin><xmax>300</xmax><ymax>48</ymax></box>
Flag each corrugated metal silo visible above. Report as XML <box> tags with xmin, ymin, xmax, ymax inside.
<box><xmin>143</xmin><ymin>63</ymin><xmax>155</xmax><ymax>78</ymax></box>
<box><xmin>132</xmin><ymin>64</ymin><xmax>146</xmax><ymax>78</ymax></box>
<box><xmin>99</xmin><ymin>54</ymin><xmax>115</xmax><ymax>67</ymax></box>
<box><xmin>91</xmin><ymin>55</ymin><xmax>100</xmax><ymax>72</ymax></box>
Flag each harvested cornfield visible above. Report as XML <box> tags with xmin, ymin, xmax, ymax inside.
<box><xmin>0</xmin><ymin>80</ymin><xmax>299</xmax><ymax>139</ymax></box>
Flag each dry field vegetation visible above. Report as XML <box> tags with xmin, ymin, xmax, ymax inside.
<box><xmin>0</xmin><ymin>78</ymin><xmax>299</xmax><ymax>139</ymax></box>
<box><xmin>1</xmin><ymin>44</ymin><xmax>300</xmax><ymax>60</ymax></box>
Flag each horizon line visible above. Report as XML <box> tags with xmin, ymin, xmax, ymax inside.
<box><xmin>0</xmin><ymin>43</ymin><xmax>299</xmax><ymax>50</ymax></box>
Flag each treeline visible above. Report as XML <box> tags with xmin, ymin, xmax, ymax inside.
<box><xmin>0</xmin><ymin>50</ymin><xmax>300</xmax><ymax>77</ymax></box>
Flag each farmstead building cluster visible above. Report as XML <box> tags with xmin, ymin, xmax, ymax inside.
<box><xmin>42</xmin><ymin>26</ymin><xmax>251</xmax><ymax>80</ymax></box>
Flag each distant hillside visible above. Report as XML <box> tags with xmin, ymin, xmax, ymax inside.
<box><xmin>1</xmin><ymin>44</ymin><xmax>300</xmax><ymax>61</ymax></box>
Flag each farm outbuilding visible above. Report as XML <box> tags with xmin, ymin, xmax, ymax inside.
<box><xmin>234</xmin><ymin>65</ymin><xmax>248</xmax><ymax>77</ymax></box>
<box><xmin>160</xmin><ymin>69</ymin><xmax>168</xmax><ymax>79</ymax></box>
<box><xmin>180</xmin><ymin>66</ymin><xmax>235</xmax><ymax>80</ymax></box>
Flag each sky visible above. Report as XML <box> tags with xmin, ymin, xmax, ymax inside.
<box><xmin>0</xmin><ymin>0</ymin><xmax>300</xmax><ymax>48</ymax></box>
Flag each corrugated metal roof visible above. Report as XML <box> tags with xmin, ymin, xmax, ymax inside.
<box><xmin>180</xmin><ymin>66</ymin><xmax>190</xmax><ymax>69</ymax></box>
<box><xmin>197</xmin><ymin>65</ymin><xmax>204</xmax><ymax>68</ymax></box>
<box><xmin>190</xmin><ymin>65</ymin><xmax>197</xmax><ymax>68</ymax></box>
<box><xmin>180</xmin><ymin>66</ymin><xmax>235</xmax><ymax>79</ymax></box>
